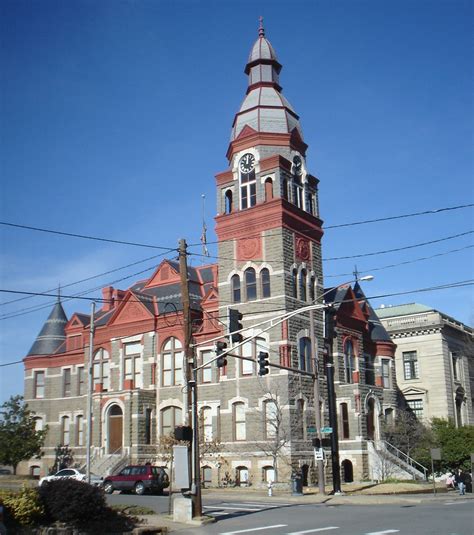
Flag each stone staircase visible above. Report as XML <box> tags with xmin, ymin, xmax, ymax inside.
<box><xmin>89</xmin><ymin>448</ymin><xmax>130</xmax><ymax>477</ymax></box>
<box><xmin>369</xmin><ymin>440</ymin><xmax>428</xmax><ymax>481</ymax></box>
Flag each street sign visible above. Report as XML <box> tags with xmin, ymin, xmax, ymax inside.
<box><xmin>306</xmin><ymin>426</ymin><xmax>316</xmax><ymax>433</ymax></box>
<box><xmin>320</xmin><ymin>427</ymin><xmax>333</xmax><ymax>434</ymax></box>
<box><xmin>430</xmin><ymin>448</ymin><xmax>441</xmax><ymax>460</ymax></box>
<box><xmin>314</xmin><ymin>448</ymin><xmax>324</xmax><ymax>461</ymax></box>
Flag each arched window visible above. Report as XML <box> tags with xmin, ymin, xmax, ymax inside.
<box><xmin>236</xmin><ymin>466</ymin><xmax>249</xmax><ymax>486</ymax></box>
<box><xmin>293</xmin><ymin>176</ymin><xmax>303</xmax><ymax>208</ymax></box>
<box><xmin>340</xmin><ymin>403</ymin><xmax>350</xmax><ymax>439</ymax></box>
<box><xmin>264</xmin><ymin>400</ymin><xmax>278</xmax><ymax>439</ymax></box>
<box><xmin>76</xmin><ymin>415</ymin><xmax>84</xmax><ymax>446</ymax></box>
<box><xmin>245</xmin><ymin>268</ymin><xmax>257</xmax><ymax>301</ymax></box>
<box><xmin>231</xmin><ymin>274</ymin><xmax>241</xmax><ymax>303</ymax></box>
<box><xmin>344</xmin><ymin>340</ymin><xmax>355</xmax><ymax>383</ymax></box>
<box><xmin>233</xmin><ymin>402</ymin><xmax>246</xmax><ymax>441</ymax></box>
<box><xmin>282</xmin><ymin>178</ymin><xmax>289</xmax><ymax>200</ymax></box>
<box><xmin>162</xmin><ymin>338</ymin><xmax>183</xmax><ymax>386</ymax></box>
<box><xmin>93</xmin><ymin>348</ymin><xmax>110</xmax><ymax>391</ymax></box>
<box><xmin>299</xmin><ymin>337</ymin><xmax>312</xmax><ymax>372</ymax></box>
<box><xmin>306</xmin><ymin>189</ymin><xmax>315</xmax><ymax>215</ymax></box>
<box><xmin>299</xmin><ymin>269</ymin><xmax>307</xmax><ymax>301</ymax></box>
<box><xmin>161</xmin><ymin>406</ymin><xmax>182</xmax><ymax>436</ymax></box>
<box><xmin>61</xmin><ymin>416</ymin><xmax>70</xmax><ymax>445</ymax></box>
<box><xmin>240</xmin><ymin>170</ymin><xmax>256</xmax><ymax>209</ymax></box>
<box><xmin>225</xmin><ymin>190</ymin><xmax>233</xmax><ymax>214</ymax></box>
<box><xmin>30</xmin><ymin>466</ymin><xmax>41</xmax><ymax>478</ymax></box>
<box><xmin>264</xmin><ymin>177</ymin><xmax>273</xmax><ymax>201</ymax></box>
<box><xmin>291</xmin><ymin>268</ymin><xmax>297</xmax><ymax>298</ymax></box>
<box><xmin>260</xmin><ymin>268</ymin><xmax>271</xmax><ymax>298</ymax></box>
<box><xmin>262</xmin><ymin>466</ymin><xmax>275</xmax><ymax>483</ymax></box>
<box><xmin>201</xmin><ymin>406</ymin><xmax>213</xmax><ymax>442</ymax></box>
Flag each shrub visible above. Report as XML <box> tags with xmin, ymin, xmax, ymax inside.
<box><xmin>38</xmin><ymin>479</ymin><xmax>135</xmax><ymax>532</ymax></box>
<box><xmin>0</xmin><ymin>486</ymin><xmax>45</xmax><ymax>527</ymax></box>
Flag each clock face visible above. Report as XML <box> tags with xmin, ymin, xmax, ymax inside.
<box><xmin>293</xmin><ymin>155</ymin><xmax>303</xmax><ymax>175</ymax></box>
<box><xmin>239</xmin><ymin>153</ymin><xmax>256</xmax><ymax>173</ymax></box>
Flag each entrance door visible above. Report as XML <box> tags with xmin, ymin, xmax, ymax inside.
<box><xmin>108</xmin><ymin>405</ymin><xmax>123</xmax><ymax>453</ymax></box>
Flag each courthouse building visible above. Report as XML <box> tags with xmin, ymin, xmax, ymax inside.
<box><xmin>22</xmin><ymin>23</ymin><xmax>398</xmax><ymax>485</ymax></box>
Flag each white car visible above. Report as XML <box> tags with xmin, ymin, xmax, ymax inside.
<box><xmin>39</xmin><ymin>468</ymin><xmax>102</xmax><ymax>486</ymax></box>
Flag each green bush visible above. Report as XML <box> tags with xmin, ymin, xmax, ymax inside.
<box><xmin>0</xmin><ymin>486</ymin><xmax>45</xmax><ymax>527</ymax></box>
<box><xmin>38</xmin><ymin>479</ymin><xmax>134</xmax><ymax>532</ymax></box>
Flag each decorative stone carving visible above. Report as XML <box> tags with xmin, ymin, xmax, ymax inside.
<box><xmin>237</xmin><ymin>237</ymin><xmax>262</xmax><ymax>261</ymax></box>
<box><xmin>295</xmin><ymin>237</ymin><xmax>310</xmax><ymax>261</ymax></box>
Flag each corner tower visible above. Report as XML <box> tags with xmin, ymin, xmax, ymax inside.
<box><xmin>214</xmin><ymin>21</ymin><xmax>325</xmax><ymax>475</ymax></box>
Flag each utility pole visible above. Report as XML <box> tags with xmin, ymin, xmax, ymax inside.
<box><xmin>325</xmin><ymin>306</ymin><xmax>341</xmax><ymax>494</ymax></box>
<box><xmin>178</xmin><ymin>238</ymin><xmax>202</xmax><ymax>518</ymax></box>
<box><xmin>85</xmin><ymin>301</ymin><xmax>95</xmax><ymax>484</ymax></box>
<box><xmin>309</xmin><ymin>307</ymin><xmax>325</xmax><ymax>494</ymax></box>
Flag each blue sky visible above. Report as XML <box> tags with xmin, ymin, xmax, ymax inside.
<box><xmin>1</xmin><ymin>0</ymin><xmax>473</xmax><ymax>405</ymax></box>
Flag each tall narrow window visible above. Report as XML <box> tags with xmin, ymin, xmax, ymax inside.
<box><xmin>225</xmin><ymin>190</ymin><xmax>233</xmax><ymax>214</ymax></box>
<box><xmin>76</xmin><ymin>415</ymin><xmax>84</xmax><ymax>446</ymax></box>
<box><xmin>264</xmin><ymin>177</ymin><xmax>273</xmax><ymax>201</ymax></box>
<box><xmin>145</xmin><ymin>408</ymin><xmax>152</xmax><ymax>445</ymax></box>
<box><xmin>261</xmin><ymin>268</ymin><xmax>271</xmax><ymax>298</ymax></box>
<box><xmin>299</xmin><ymin>269</ymin><xmax>307</xmax><ymax>301</ymax></box>
<box><xmin>403</xmin><ymin>351</ymin><xmax>419</xmax><ymax>380</ymax></box>
<box><xmin>162</xmin><ymin>338</ymin><xmax>183</xmax><ymax>386</ymax></box>
<box><xmin>245</xmin><ymin>268</ymin><xmax>257</xmax><ymax>301</ymax></box>
<box><xmin>63</xmin><ymin>369</ymin><xmax>71</xmax><ymax>397</ymax></box>
<box><xmin>297</xmin><ymin>399</ymin><xmax>306</xmax><ymax>439</ymax></box>
<box><xmin>93</xmin><ymin>348</ymin><xmax>110</xmax><ymax>391</ymax></box>
<box><xmin>77</xmin><ymin>366</ymin><xmax>85</xmax><ymax>396</ymax></box>
<box><xmin>201</xmin><ymin>406</ymin><xmax>213</xmax><ymax>442</ymax></box>
<box><xmin>309</xmin><ymin>275</ymin><xmax>316</xmax><ymax>302</ymax></box>
<box><xmin>34</xmin><ymin>371</ymin><xmax>45</xmax><ymax>399</ymax></box>
<box><xmin>344</xmin><ymin>340</ymin><xmax>355</xmax><ymax>383</ymax></box>
<box><xmin>34</xmin><ymin>417</ymin><xmax>44</xmax><ymax>432</ymax></box>
<box><xmin>233</xmin><ymin>402</ymin><xmax>246</xmax><ymax>441</ymax></box>
<box><xmin>161</xmin><ymin>406</ymin><xmax>182</xmax><ymax>436</ymax></box>
<box><xmin>240</xmin><ymin>170</ymin><xmax>256</xmax><ymax>209</ymax></box>
<box><xmin>306</xmin><ymin>190</ymin><xmax>315</xmax><ymax>215</ymax></box>
<box><xmin>452</xmin><ymin>353</ymin><xmax>458</xmax><ymax>380</ymax></box>
<box><xmin>201</xmin><ymin>350</ymin><xmax>213</xmax><ymax>383</ymax></box>
<box><xmin>282</xmin><ymin>178</ymin><xmax>289</xmax><ymax>200</ymax></box>
<box><xmin>365</xmin><ymin>354</ymin><xmax>375</xmax><ymax>385</ymax></box>
<box><xmin>265</xmin><ymin>400</ymin><xmax>278</xmax><ymax>439</ymax></box>
<box><xmin>293</xmin><ymin>176</ymin><xmax>303</xmax><ymax>208</ymax></box>
<box><xmin>381</xmin><ymin>359</ymin><xmax>391</xmax><ymax>388</ymax></box>
<box><xmin>291</xmin><ymin>268</ymin><xmax>298</xmax><ymax>298</ymax></box>
<box><xmin>231</xmin><ymin>275</ymin><xmax>241</xmax><ymax>303</ymax></box>
<box><xmin>340</xmin><ymin>403</ymin><xmax>350</xmax><ymax>439</ymax></box>
<box><xmin>61</xmin><ymin>416</ymin><xmax>70</xmax><ymax>445</ymax></box>
<box><xmin>124</xmin><ymin>342</ymin><xmax>142</xmax><ymax>389</ymax></box>
<box><xmin>241</xmin><ymin>341</ymin><xmax>254</xmax><ymax>375</ymax></box>
<box><xmin>299</xmin><ymin>337</ymin><xmax>312</xmax><ymax>372</ymax></box>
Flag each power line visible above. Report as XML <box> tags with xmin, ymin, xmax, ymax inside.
<box><xmin>1</xmin><ymin>279</ymin><xmax>472</xmax><ymax>369</ymax></box>
<box><xmin>0</xmin><ymin>221</ymin><xmax>176</xmax><ymax>251</ymax></box>
<box><xmin>0</xmin><ymin>251</ymin><xmax>173</xmax><ymax>308</ymax></box>
<box><xmin>325</xmin><ymin>244</ymin><xmax>474</xmax><ymax>278</ymax></box>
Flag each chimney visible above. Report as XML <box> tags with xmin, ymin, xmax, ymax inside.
<box><xmin>102</xmin><ymin>286</ymin><xmax>114</xmax><ymax>311</ymax></box>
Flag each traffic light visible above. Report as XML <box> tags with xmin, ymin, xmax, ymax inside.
<box><xmin>258</xmin><ymin>351</ymin><xmax>270</xmax><ymax>376</ymax></box>
<box><xmin>229</xmin><ymin>308</ymin><xmax>243</xmax><ymax>343</ymax></box>
<box><xmin>312</xmin><ymin>437</ymin><xmax>331</xmax><ymax>448</ymax></box>
<box><xmin>216</xmin><ymin>341</ymin><xmax>228</xmax><ymax>368</ymax></box>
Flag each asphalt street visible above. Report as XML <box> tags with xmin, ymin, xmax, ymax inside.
<box><xmin>106</xmin><ymin>494</ymin><xmax>473</xmax><ymax>535</ymax></box>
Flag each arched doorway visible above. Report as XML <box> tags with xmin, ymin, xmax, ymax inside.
<box><xmin>301</xmin><ymin>464</ymin><xmax>309</xmax><ymax>486</ymax></box>
<box><xmin>108</xmin><ymin>404</ymin><xmax>123</xmax><ymax>453</ymax></box>
<box><xmin>341</xmin><ymin>459</ymin><xmax>353</xmax><ymax>483</ymax></box>
<box><xmin>366</xmin><ymin>398</ymin><xmax>375</xmax><ymax>440</ymax></box>
<box><xmin>235</xmin><ymin>466</ymin><xmax>249</xmax><ymax>486</ymax></box>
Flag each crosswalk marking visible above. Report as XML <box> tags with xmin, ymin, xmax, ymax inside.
<box><xmin>204</xmin><ymin>505</ymin><xmax>267</xmax><ymax>512</ymax></box>
<box><xmin>287</xmin><ymin>528</ymin><xmax>339</xmax><ymax>534</ymax></box>
<box><xmin>365</xmin><ymin>531</ymin><xmax>399</xmax><ymax>535</ymax></box>
<box><xmin>219</xmin><ymin>525</ymin><xmax>288</xmax><ymax>535</ymax></box>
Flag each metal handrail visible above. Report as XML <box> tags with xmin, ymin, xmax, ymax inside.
<box><xmin>93</xmin><ymin>447</ymin><xmax>124</xmax><ymax>474</ymax></box>
<box><xmin>378</xmin><ymin>440</ymin><xmax>428</xmax><ymax>479</ymax></box>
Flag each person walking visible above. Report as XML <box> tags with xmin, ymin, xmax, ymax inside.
<box><xmin>454</xmin><ymin>469</ymin><xmax>467</xmax><ymax>495</ymax></box>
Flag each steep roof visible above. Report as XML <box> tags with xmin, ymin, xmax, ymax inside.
<box><xmin>27</xmin><ymin>300</ymin><xmax>68</xmax><ymax>356</ymax></box>
<box><xmin>353</xmin><ymin>282</ymin><xmax>392</xmax><ymax>342</ymax></box>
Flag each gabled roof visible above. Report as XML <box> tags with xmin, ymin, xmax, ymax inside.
<box><xmin>27</xmin><ymin>300</ymin><xmax>68</xmax><ymax>356</ymax></box>
<box><xmin>353</xmin><ymin>282</ymin><xmax>392</xmax><ymax>342</ymax></box>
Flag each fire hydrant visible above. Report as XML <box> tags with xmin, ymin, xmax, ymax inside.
<box><xmin>267</xmin><ymin>481</ymin><xmax>273</xmax><ymax>497</ymax></box>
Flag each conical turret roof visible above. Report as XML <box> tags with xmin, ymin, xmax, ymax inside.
<box><xmin>27</xmin><ymin>300</ymin><xmax>68</xmax><ymax>356</ymax></box>
<box><xmin>231</xmin><ymin>18</ymin><xmax>303</xmax><ymax>141</ymax></box>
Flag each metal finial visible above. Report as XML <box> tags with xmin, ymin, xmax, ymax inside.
<box><xmin>258</xmin><ymin>16</ymin><xmax>265</xmax><ymax>37</ymax></box>
<box><xmin>57</xmin><ymin>283</ymin><xmax>61</xmax><ymax>302</ymax></box>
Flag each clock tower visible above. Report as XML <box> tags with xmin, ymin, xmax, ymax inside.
<box><xmin>214</xmin><ymin>20</ymin><xmax>325</xmax><ymax>470</ymax></box>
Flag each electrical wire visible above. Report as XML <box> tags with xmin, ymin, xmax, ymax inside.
<box><xmin>0</xmin><ymin>221</ymin><xmax>177</xmax><ymax>251</ymax></box>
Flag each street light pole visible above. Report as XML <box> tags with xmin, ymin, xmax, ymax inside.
<box><xmin>85</xmin><ymin>301</ymin><xmax>95</xmax><ymax>484</ymax></box>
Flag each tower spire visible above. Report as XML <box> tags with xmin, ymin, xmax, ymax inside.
<box><xmin>258</xmin><ymin>16</ymin><xmax>265</xmax><ymax>37</ymax></box>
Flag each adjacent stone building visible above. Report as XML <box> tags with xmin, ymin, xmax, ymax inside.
<box><xmin>22</xmin><ymin>23</ymin><xmax>399</xmax><ymax>485</ymax></box>
<box><xmin>376</xmin><ymin>303</ymin><xmax>474</xmax><ymax>426</ymax></box>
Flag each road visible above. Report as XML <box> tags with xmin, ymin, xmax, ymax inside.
<box><xmin>106</xmin><ymin>493</ymin><xmax>473</xmax><ymax>534</ymax></box>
